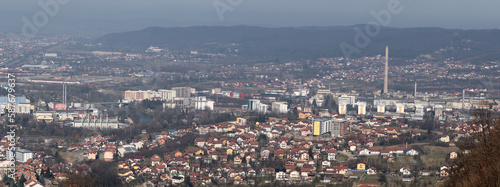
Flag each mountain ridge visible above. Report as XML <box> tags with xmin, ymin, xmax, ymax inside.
<box><xmin>96</xmin><ymin>25</ymin><xmax>500</xmax><ymax>62</ymax></box>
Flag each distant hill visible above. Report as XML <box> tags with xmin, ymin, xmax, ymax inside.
<box><xmin>97</xmin><ymin>26</ymin><xmax>500</xmax><ymax>62</ymax></box>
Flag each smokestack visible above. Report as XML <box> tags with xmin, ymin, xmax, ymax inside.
<box><xmin>462</xmin><ymin>89</ymin><xmax>465</xmax><ymax>109</ymax></box>
<box><xmin>63</xmin><ymin>83</ymin><xmax>67</xmax><ymax>106</ymax></box>
<box><xmin>414</xmin><ymin>82</ymin><xmax>417</xmax><ymax>98</ymax></box>
<box><xmin>384</xmin><ymin>46</ymin><xmax>389</xmax><ymax>94</ymax></box>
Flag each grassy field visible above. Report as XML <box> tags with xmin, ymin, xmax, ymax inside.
<box><xmin>336</xmin><ymin>154</ymin><xmax>349</xmax><ymax>162</ymax></box>
<box><xmin>420</xmin><ymin>145</ymin><xmax>459</xmax><ymax>168</ymax></box>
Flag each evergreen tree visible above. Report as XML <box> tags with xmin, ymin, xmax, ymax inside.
<box><xmin>17</xmin><ymin>175</ymin><xmax>26</xmax><ymax>187</ymax></box>
<box><xmin>184</xmin><ymin>175</ymin><xmax>193</xmax><ymax>187</ymax></box>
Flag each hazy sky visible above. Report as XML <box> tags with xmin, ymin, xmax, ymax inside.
<box><xmin>2</xmin><ymin>0</ymin><xmax>499</xmax><ymax>31</ymax></box>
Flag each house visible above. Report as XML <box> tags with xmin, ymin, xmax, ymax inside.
<box><xmin>399</xmin><ymin>167</ymin><xmax>411</xmax><ymax>175</ymax></box>
<box><xmin>174</xmin><ymin>151</ymin><xmax>183</xmax><ymax>158</ymax></box>
<box><xmin>298</xmin><ymin>112</ymin><xmax>311</xmax><ymax>119</ymax></box>
<box><xmin>172</xmin><ymin>176</ymin><xmax>184</xmax><ymax>184</ymax></box>
<box><xmin>348</xmin><ymin>142</ymin><xmax>356</xmax><ymax>152</ymax></box>
<box><xmin>300</xmin><ymin>152</ymin><xmax>309</xmax><ymax>161</ymax></box>
<box><xmin>275</xmin><ymin>169</ymin><xmax>286</xmax><ymax>180</ymax></box>
<box><xmin>234</xmin><ymin>156</ymin><xmax>242</xmax><ymax>165</ymax></box>
<box><xmin>24</xmin><ymin>179</ymin><xmax>44</xmax><ymax>187</ymax></box>
<box><xmin>357</xmin><ymin>162</ymin><xmax>366</xmax><ymax>170</ymax></box>
<box><xmin>260</xmin><ymin>149</ymin><xmax>270</xmax><ymax>160</ymax></box>
<box><xmin>87</xmin><ymin>148</ymin><xmax>98</xmax><ymax>160</ymax></box>
<box><xmin>322</xmin><ymin>161</ymin><xmax>331</xmax><ymax>167</ymax></box>
<box><xmin>420</xmin><ymin>170</ymin><xmax>432</xmax><ymax>176</ymax></box>
<box><xmin>358</xmin><ymin>148</ymin><xmax>371</xmax><ymax>156</ymax></box>
<box><xmin>195</xmin><ymin>138</ymin><xmax>205</xmax><ymax>147</ymax></box>
<box><xmin>56</xmin><ymin>173</ymin><xmax>68</xmax><ymax>181</ymax></box>
<box><xmin>151</xmin><ymin>154</ymin><xmax>161</xmax><ymax>166</ymax></box>
<box><xmin>289</xmin><ymin>170</ymin><xmax>300</xmax><ymax>180</ymax></box>
<box><xmin>367</xmin><ymin>167</ymin><xmax>377</xmax><ymax>175</ymax></box>
<box><xmin>440</xmin><ymin>168</ymin><xmax>449</xmax><ymax>178</ymax></box>
<box><xmin>226</xmin><ymin>148</ymin><xmax>234</xmax><ymax>155</ymax></box>
<box><xmin>327</xmin><ymin>148</ymin><xmax>337</xmax><ymax>161</ymax></box>
<box><xmin>336</xmin><ymin>166</ymin><xmax>349</xmax><ymax>174</ymax></box>
<box><xmin>103</xmin><ymin>149</ymin><xmax>114</xmax><ymax>161</ymax></box>
<box><xmin>118</xmin><ymin>170</ymin><xmax>134</xmax><ymax>177</ymax></box>
<box><xmin>440</xmin><ymin>135</ymin><xmax>450</xmax><ymax>142</ymax></box>
<box><xmin>449</xmin><ymin>151</ymin><xmax>458</xmax><ymax>159</ymax></box>
<box><xmin>405</xmin><ymin>148</ymin><xmax>419</xmax><ymax>156</ymax></box>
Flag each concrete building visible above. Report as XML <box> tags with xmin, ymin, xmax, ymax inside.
<box><xmin>435</xmin><ymin>105</ymin><xmax>444</xmax><ymax>116</ymax></box>
<box><xmin>358</xmin><ymin>102</ymin><xmax>367</xmax><ymax>115</ymax></box>
<box><xmin>73</xmin><ymin>116</ymin><xmax>123</xmax><ymax>129</ymax></box>
<box><xmin>195</xmin><ymin>96</ymin><xmax>215</xmax><ymax>110</ymax></box>
<box><xmin>331</xmin><ymin>121</ymin><xmax>347</xmax><ymax>138</ymax></box>
<box><xmin>339</xmin><ymin>96</ymin><xmax>356</xmax><ymax>105</ymax></box>
<box><xmin>124</xmin><ymin>90</ymin><xmax>149</xmax><ymax>101</ymax></box>
<box><xmin>15</xmin><ymin>149</ymin><xmax>33</xmax><ymax>163</ymax></box>
<box><xmin>272</xmin><ymin>102</ymin><xmax>288</xmax><ymax>113</ymax></box>
<box><xmin>397</xmin><ymin>104</ymin><xmax>405</xmax><ymax>113</ymax></box>
<box><xmin>257</xmin><ymin>103</ymin><xmax>268</xmax><ymax>114</ymax></box>
<box><xmin>377</xmin><ymin>105</ymin><xmax>385</xmax><ymax>113</ymax></box>
<box><xmin>158</xmin><ymin>89</ymin><xmax>176</xmax><ymax>101</ymax></box>
<box><xmin>14</xmin><ymin>103</ymin><xmax>33</xmax><ymax>114</ymax></box>
<box><xmin>313</xmin><ymin>117</ymin><xmax>332</xmax><ymax>136</ymax></box>
<box><xmin>173</xmin><ymin>87</ymin><xmax>192</xmax><ymax>98</ymax></box>
<box><xmin>248</xmin><ymin>99</ymin><xmax>261</xmax><ymax>111</ymax></box>
<box><xmin>339</xmin><ymin>104</ymin><xmax>347</xmax><ymax>115</ymax></box>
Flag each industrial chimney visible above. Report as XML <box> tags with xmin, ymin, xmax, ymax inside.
<box><xmin>384</xmin><ymin>46</ymin><xmax>389</xmax><ymax>94</ymax></box>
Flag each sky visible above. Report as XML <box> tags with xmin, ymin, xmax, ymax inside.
<box><xmin>1</xmin><ymin>0</ymin><xmax>499</xmax><ymax>33</ymax></box>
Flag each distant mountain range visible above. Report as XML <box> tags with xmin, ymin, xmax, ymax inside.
<box><xmin>97</xmin><ymin>26</ymin><xmax>500</xmax><ymax>62</ymax></box>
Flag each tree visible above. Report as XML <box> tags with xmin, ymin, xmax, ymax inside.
<box><xmin>89</xmin><ymin>161</ymin><xmax>122</xmax><ymax>187</ymax></box>
<box><xmin>184</xmin><ymin>175</ymin><xmax>193</xmax><ymax>187</ymax></box>
<box><xmin>242</xmin><ymin>156</ymin><xmax>247</xmax><ymax>164</ymax></box>
<box><xmin>378</xmin><ymin>173</ymin><xmax>387</xmax><ymax>183</ymax></box>
<box><xmin>445</xmin><ymin>109</ymin><xmax>500</xmax><ymax>186</ymax></box>
<box><xmin>43</xmin><ymin>167</ymin><xmax>53</xmax><ymax>179</ymax></box>
<box><xmin>61</xmin><ymin>173</ymin><xmax>96</xmax><ymax>187</ymax></box>
<box><xmin>17</xmin><ymin>175</ymin><xmax>26</xmax><ymax>187</ymax></box>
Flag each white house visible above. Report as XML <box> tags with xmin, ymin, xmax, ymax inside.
<box><xmin>289</xmin><ymin>171</ymin><xmax>300</xmax><ymax>180</ymax></box>
<box><xmin>405</xmin><ymin>148</ymin><xmax>419</xmax><ymax>156</ymax></box>
<box><xmin>275</xmin><ymin>170</ymin><xmax>286</xmax><ymax>180</ymax></box>
<box><xmin>449</xmin><ymin>151</ymin><xmax>458</xmax><ymax>159</ymax></box>
<box><xmin>172</xmin><ymin>176</ymin><xmax>184</xmax><ymax>184</ymax></box>
<box><xmin>399</xmin><ymin>167</ymin><xmax>411</xmax><ymax>175</ymax></box>
<box><xmin>322</xmin><ymin>161</ymin><xmax>331</xmax><ymax>167</ymax></box>
<box><xmin>327</xmin><ymin>149</ymin><xmax>337</xmax><ymax>161</ymax></box>
<box><xmin>366</xmin><ymin>167</ymin><xmax>377</xmax><ymax>175</ymax></box>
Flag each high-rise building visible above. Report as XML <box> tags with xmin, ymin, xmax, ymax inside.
<box><xmin>159</xmin><ymin>89</ymin><xmax>176</xmax><ymax>101</ymax></box>
<box><xmin>313</xmin><ymin>117</ymin><xmax>332</xmax><ymax>136</ymax></box>
<box><xmin>331</xmin><ymin>121</ymin><xmax>347</xmax><ymax>138</ymax></box>
<box><xmin>397</xmin><ymin>103</ymin><xmax>405</xmax><ymax>113</ymax></box>
<box><xmin>358</xmin><ymin>102</ymin><xmax>366</xmax><ymax>115</ymax></box>
<box><xmin>15</xmin><ymin>148</ymin><xmax>33</xmax><ymax>163</ymax></box>
<box><xmin>248</xmin><ymin>99</ymin><xmax>261</xmax><ymax>111</ymax></box>
<box><xmin>435</xmin><ymin>105</ymin><xmax>444</xmax><ymax>116</ymax></box>
<box><xmin>195</xmin><ymin>96</ymin><xmax>215</xmax><ymax>110</ymax></box>
<box><xmin>377</xmin><ymin>105</ymin><xmax>385</xmax><ymax>113</ymax></box>
<box><xmin>272</xmin><ymin>102</ymin><xmax>288</xmax><ymax>113</ymax></box>
<box><xmin>248</xmin><ymin>99</ymin><xmax>267</xmax><ymax>113</ymax></box>
<box><xmin>173</xmin><ymin>87</ymin><xmax>191</xmax><ymax>98</ymax></box>
<box><xmin>339</xmin><ymin>104</ymin><xmax>347</xmax><ymax>115</ymax></box>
